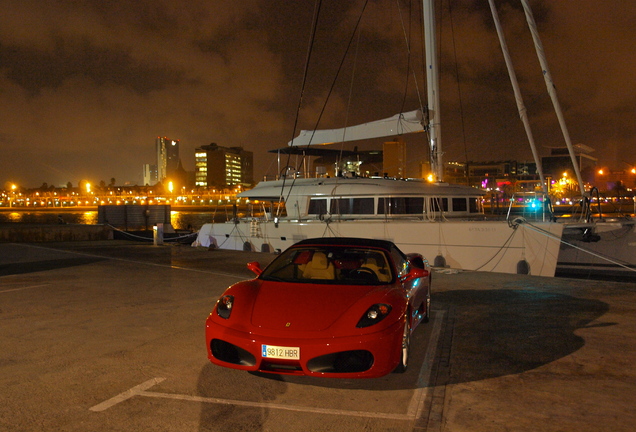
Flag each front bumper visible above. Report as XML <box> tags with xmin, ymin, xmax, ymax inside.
<box><xmin>205</xmin><ymin>318</ymin><xmax>404</xmax><ymax>378</ymax></box>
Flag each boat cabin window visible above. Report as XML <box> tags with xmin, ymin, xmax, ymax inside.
<box><xmin>430</xmin><ymin>197</ymin><xmax>448</xmax><ymax>212</ymax></box>
<box><xmin>308</xmin><ymin>198</ymin><xmax>328</xmax><ymax>215</ymax></box>
<box><xmin>469</xmin><ymin>198</ymin><xmax>480</xmax><ymax>213</ymax></box>
<box><xmin>452</xmin><ymin>197</ymin><xmax>467</xmax><ymax>212</ymax></box>
<box><xmin>377</xmin><ymin>197</ymin><xmax>424</xmax><ymax>215</ymax></box>
<box><xmin>330</xmin><ymin>198</ymin><xmax>374</xmax><ymax>215</ymax></box>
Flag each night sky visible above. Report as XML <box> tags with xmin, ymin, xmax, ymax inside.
<box><xmin>2</xmin><ymin>0</ymin><xmax>635</xmax><ymax>188</ymax></box>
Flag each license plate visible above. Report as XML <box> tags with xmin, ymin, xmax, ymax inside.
<box><xmin>262</xmin><ymin>344</ymin><xmax>300</xmax><ymax>360</ymax></box>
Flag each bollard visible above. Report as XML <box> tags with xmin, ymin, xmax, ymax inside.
<box><xmin>153</xmin><ymin>223</ymin><xmax>164</xmax><ymax>246</ymax></box>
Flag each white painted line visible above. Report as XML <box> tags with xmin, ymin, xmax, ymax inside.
<box><xmin>0</xmin><ymin>284</ymin><xmax>50</xmax><ymax>294</ymax></box>
<box><xmin>19</xmin><ymin>243</ymin><xmax>245</xmax><ymax>278</ymax></box>
<box><xmin>138</xmin><ymin>390</ymin><xmax>414</xmax><ymax>420</ymax></box>
<box><xmin>89</xmin><ymin>377</ymin><xmax>166</xmax><ymax>412</ymax></box>
<box><xmin>410</xmin><ymin>310</ymin><xmax>445</xmax><ymax>419</ymax></box>
<box><xmin>89</xmin><ymin>311</ymin><xmax>445</xmax><ymax>423</ymax></box>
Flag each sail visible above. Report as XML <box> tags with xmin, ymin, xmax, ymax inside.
<box><xmin>288</xmin><ymin>109</ymin><xmax>425</xmax><ymax>147</ymax></box>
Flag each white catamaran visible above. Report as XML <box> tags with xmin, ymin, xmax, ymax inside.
<box><xmin>195</xmin><ymin>0</ymin><xmax>634</xmax><ymax>279</ymax></box>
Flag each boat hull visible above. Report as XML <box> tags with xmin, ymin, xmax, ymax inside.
<box><xmin>557</xmin><ymin>220</ymin><xmax>636</xmax><ymax>280</ymax></box>
<box><xmin>195</xmin><ymin>218</ymin><xmax>564</xmax><ymax>277</ymax></box>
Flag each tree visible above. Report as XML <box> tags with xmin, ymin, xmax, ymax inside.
<box><xmin>110</xmin><ymin>178</ymin><xmax>116</xmax><ymax>187</ymax></box>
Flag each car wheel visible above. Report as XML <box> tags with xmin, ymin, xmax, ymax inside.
<box><xmin>394</xmin><ymin>319</ymin><xmax>410</xmax><ymax>373</ymax></box>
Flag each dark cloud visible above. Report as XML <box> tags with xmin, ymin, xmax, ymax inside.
<box><xmin>1</xmin><ymin>0</ymin><xmax>634</xmax><ymax>188</ymax></box>
<box><xmin>1</xmin><ymin>41</ymin><xmax>185</xmax><ymax>95</ymax></box>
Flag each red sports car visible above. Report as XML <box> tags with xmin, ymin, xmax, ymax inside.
<box><xmin>205</xmin><ymin>237</ymin><xmax>431</xmax><ymax>378</ymax></box>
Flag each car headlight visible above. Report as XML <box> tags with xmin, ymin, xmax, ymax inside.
<box><xmin>216</xmin><ymin>295</ymin><xmax>234</xmax><ymax>319</ymax></box>
<box><xmin>356</xmin><ymin>304</ymin><xmax>392</xmax><ymax>328</ymax></box>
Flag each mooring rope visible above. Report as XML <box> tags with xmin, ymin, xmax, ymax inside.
<box><xmin>515</xmin><ymin>218</ymin><xmax>636</xmax><ymax>273</ymax></box>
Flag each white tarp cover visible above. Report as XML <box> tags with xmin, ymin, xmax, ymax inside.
<box><xmin>288</xmin><ymin>109</ymin><xmax>425</xmax><ymax>147</ymax></box>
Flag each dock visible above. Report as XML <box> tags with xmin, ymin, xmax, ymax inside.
<box><xmin>1</xmin><ymin>241</ymin><xmax>634</xmax><ymax>431</ymax></box>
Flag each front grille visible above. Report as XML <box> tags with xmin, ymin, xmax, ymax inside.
<box><xmin>211</xmin><ymin>339</ymin><xmax>256</xmax><ymax>366</ymax></box>
<box><xmin>307</xmin><ymin>350</ymin><xmax>374</xmax><ymax>373</ymax></box>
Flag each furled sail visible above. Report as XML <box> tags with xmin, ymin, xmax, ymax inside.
<box><xmin>288</xmin><ymin>109</ymin><xmax>425</xmax><ymax>147</ymax></box>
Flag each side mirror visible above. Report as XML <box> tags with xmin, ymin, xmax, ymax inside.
<box><xmin>400</xmin><ymin>266</ymin><xmax>429</xmax><ymax>283</ymax></box>
<box><xmin>247</xmin><ymin>261</ymin><xmax>263</xmax><ymax>276</ymax></box>
<box><xmin>406</xmin><ymin>253</ymin><xmax>426</xmax><ymax>269</ymax></box>
<box><xmin>410</xmin><ymin>267</ymin><xmax>430</xmax><ymax>278</ymax></box>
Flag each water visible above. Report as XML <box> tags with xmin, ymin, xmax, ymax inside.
<box><xmin>0</xmin><ymin>210</ymin><xmax>227</xmax><ymax>231</ymax></box>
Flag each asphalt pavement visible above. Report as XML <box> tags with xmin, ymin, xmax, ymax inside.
<box><xmin>1</xmin><ymin>241</ymin><xmax>634</xmax><ymax>431</ymax></box>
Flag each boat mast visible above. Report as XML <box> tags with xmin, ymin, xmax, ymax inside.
<box><xmin>520</xmin><ymin>0</ymin><xmax>585</xmax><ymax>195</ymax></box>
<box><xmin>488</xmin><ymin>0</ymin><xmax>547</xmax><ymax>194</ymax></box>
<box><xmin>423</xmin><ymin>0</ymin><xmax>443</xmax><ymax>183</ymax></box>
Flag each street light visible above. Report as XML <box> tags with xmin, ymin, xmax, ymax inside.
<box><xmin>10</xmin><ymin>184</ymin><xmax>17</xmax><ymax>207</ymax></box>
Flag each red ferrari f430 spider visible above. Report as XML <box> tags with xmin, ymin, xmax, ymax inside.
<box><xmin>205</xmin><ymin>237</ymin><xmax>431</xmax><ymax>378</ymax></box>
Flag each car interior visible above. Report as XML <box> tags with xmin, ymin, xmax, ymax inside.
<box><xmin>263</xmin><ymin>247</ymin><xmax>393</xmax><ymax>284</ymax></box>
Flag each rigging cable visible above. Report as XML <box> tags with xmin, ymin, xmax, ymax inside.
<box><xmin>277</xmin><ymin>0</ymin><xmax>324</xmax><ymax>220</ymax></box>
<box><xmin>471</xmin><ymin>226</ymin><xmax>520</xmax><ymax>272</ymax></box>
<box><xmin>446</xmin><ymin>0</ymin><xmax>469</xmax><ymax>166</ymax></box>
<box><xmin>281</xmin><ymin>0</ymin><xmax>370</xmax><ymax>211</ymax></box>
<box><xmin>515</xmin><ymin>218</ymin><xmax>636</xmax><ymax>273</ymax></box>
<box><xmin>338</xmin><ymin>22</ymin><xmax>363</xmax><ymax>170</ymax></box>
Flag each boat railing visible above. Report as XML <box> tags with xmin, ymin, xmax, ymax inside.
<box><xmin>262</xmin><ymin>171</ymin><xmax>333</xmax><ymax>182</ymax></box>
<box><xmin>262</xmin><ymin>171</ymin><xmax>381</xmax><ymax>182</ymax></box>
<box><xmin>506</xmin><ymin>192</ymin><xmax>554</xmax><ymax>223</ymax></box>
<box><xmin>560</xmin><ymin>188</ymin><xmax>636</xmax><ymax>223</ymax></box>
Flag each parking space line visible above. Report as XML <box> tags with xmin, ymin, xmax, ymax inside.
<box><xmin>89</xmin><ymin>311</ymin><xmax>444</xmax><ymax>423</ymax></box>
<box><xmin>21</xmin><ymin>243</ymin><xmax>244</xmax><ymax>278</ymax></box>
<box><xmin>0</xmin><ymin>284</ymin><xmax>50</xmax><ymax>294</ymax></box>
<box><xmin>408</xmin><ymin>310</ymin><xmax>445</xmax><ymax>418</ymax></box>
<box><xmin>138</xmin><ymin>390</ymin><xmax>415</xmax><ymax>420</ymax></box>
<box><xmin>89</xmin><ymin>378</ymin><xmax>166</xmax><ymax>412</ymax></box>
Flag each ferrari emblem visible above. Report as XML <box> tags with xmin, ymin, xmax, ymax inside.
<box><xmin>285</xmin><ymin>322</ymin><xmax>291</xmax><ymax>327</ymax></box>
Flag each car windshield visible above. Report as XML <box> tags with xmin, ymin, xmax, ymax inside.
<box><xmin>260</xmin><ymin>246</ymin><xmax>393</xmax><ymax>285</ymax></box>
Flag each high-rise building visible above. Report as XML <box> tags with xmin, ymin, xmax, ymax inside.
<box><xmin>195</xmin><ymin>143</ymin><xmax>253</xmax><ymax>188</ymax></box>
<box><xmin>383</xmin><ymin>138</ymin><xmax>407</xmax><ymax>178</ymax></box>
<box><xmin>156</xmin><ymin>137</ymin><xmax>180</xmax><ymax>183</ymax></box>
<box><xmin>142</xmin><ymin>164</ymin><xmax>158</xmax><ymax>186</ymax></box>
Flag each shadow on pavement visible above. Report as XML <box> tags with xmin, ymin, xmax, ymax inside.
<box><xmin>434</xmin><ymin>289</ymin><xmax>611</xmax><ymax>384</ymax></box>
<box><xmin>197</xmin><ymin>363</ymin><xmax>287</xmax><ymax>432</ymax></box>
<box><xmin>194</xmin><ymin>288</ymin><xmax>610</xmax><ymax>430</ymax></box>
<box><xmin>0</xmin><ymin>257</ymin><xmax>106</xmax><ymax>276</ymax></box>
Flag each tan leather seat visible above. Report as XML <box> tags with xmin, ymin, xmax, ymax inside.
<box><xmin>363</xmin><ymin>257</ymin><xmax>390</xmax><ymax>282</ymax></box>
<box><xmin>302</xmin><ymin>252</ymin><xmax>335</xmax><ymax>280</ymax></box>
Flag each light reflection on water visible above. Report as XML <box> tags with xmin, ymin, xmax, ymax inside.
<box><xmin>77</xmin><ymin>211</ymin><xmax>98</xmax><ymax>225</ymax></box>
<box><xmin>170</xmin><ymin>211</ymin><xmax>218</xmax><ymax>230</ymax></box>
<box><xmin>0</xmin><ymin>210</ymin><xmax>223</xmax><ymax>230</ymax></box>
<box><xmin>5</xmin><ymin>212</ymin><xmax>22</xmax><ymax>223</ymax></box>
<box><xmin>0</xmin><ymin>211</ymin><xmax>98</xmax><ymax>225</ymax></box>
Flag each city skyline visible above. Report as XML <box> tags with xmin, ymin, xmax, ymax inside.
<box><xmin>2</xmin><ymin>1</ymin><xmax>635</xmax><ymax>188</ymax></box>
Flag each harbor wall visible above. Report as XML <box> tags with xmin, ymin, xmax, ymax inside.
<box><xmin>0</xmin><ymin>224</ymin><xmax>114</xmax><ymax>242</ymax></box>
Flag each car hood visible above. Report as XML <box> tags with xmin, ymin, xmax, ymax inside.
<box><xmin>250</xmin><ymin>280</ymin><xmax>381</xmax><ymax>332</ymax></box>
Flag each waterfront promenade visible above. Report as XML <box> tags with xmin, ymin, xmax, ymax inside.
<box><xmin>1</xmin><ymin>241</ymin><xmax>634</xmax><ymax>431</ymax></box>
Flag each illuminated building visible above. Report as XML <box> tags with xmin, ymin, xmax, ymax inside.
<box><xmin>383</xmin><ymin>138</ymin><xmax>407</xmax><ymax>178</ymax></box>
<box><xmin>142</xmin><ymin>164</ymin><xmax>158</xmax><ymax>186</ymax></box>
<box><xmin>542</xmin><ymin>143</ymin><xmax>598</xmax><ymax>184</ymax></box>
<box><xmin>195</xmin><ymin>143</ymin><xmax>253</xmax><ymax>189</ymax></box>
<box><xmin>156</xmin><ymin>137</ymin><xmax>180</xmax><ymax>182</ymax></box>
